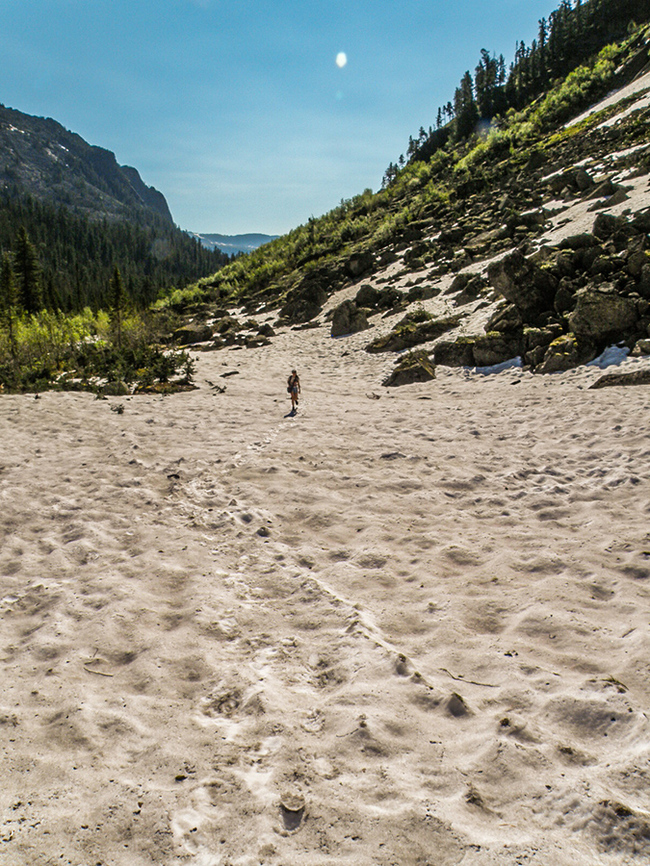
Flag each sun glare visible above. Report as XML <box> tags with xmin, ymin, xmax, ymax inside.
<box><xmin>336</xmin><ymin>52</ymin><xmax>347</xmax><ymax>68</ymax></box>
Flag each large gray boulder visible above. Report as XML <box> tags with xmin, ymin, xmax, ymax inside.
<box><xmin>382</xmin><ymin>351</ymin><xmax>436</xmax><ymax>387</ymax></box>
<box><xmin>173</xmin><ymin>322</ymin><xmax>214</xmax><ymax>345</ymax></box>
<box><xmin>472</xmin><ymin>332</ymin><xmax>523</xmax><ymax>367</ymax></box>
<box><xmin>365</xmin><ymin>314</ymin><xmax>461</xmax><ymax>353</ymax></box>
<box><xmin>433</xmin><ymin>338</ymin><xmax>477</xmax><ymax>367</ymax></box>
<box><xmin>331</xmin><ymin>300</ymin><xmax>370</xmax><ymax>337</ymax></box>
<box><xmin>355</xmin><ymin>283</ymin><xmax>402</xmax><ymax>310</ymax></box>
<box><xmin>536</xmin><ymin>334</ymin><xmax>596</xmax><ymax>374</ymax></box>
<box><xmin>485</xmin><ymin>302</ymin><xmax>523</xmax><ymax>333</ymax></box>
<box><xmin>487</xmin><ymin>250</ymin><xmax>557</xmax><ymax>318</ymax></box>
<box><xmin>568</xmin><ymin>287</ymin><xmax>638</xmax><ymax>339</ymax></box>
<box><xmin>346</xmin><ymin>251</ymin><xmax>375</xmax><ymax>279</ymax></box>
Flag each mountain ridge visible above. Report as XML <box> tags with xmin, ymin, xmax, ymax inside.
<box><xmin>0</xmin><ymin>103</ymin><xmax>173</xmax><ymax>225</ymax></box>
<box><xmin>192</xmin><ymin>232</ymin><xmax>279</xmax><ymax>255</ymax></box>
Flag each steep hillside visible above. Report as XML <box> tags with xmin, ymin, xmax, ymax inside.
<box><xmin>167</xmin><ymin>17</ymin><xmax>650</xmax><ymax>380</ymax></box>
<box><xmin>0</xmin><ymin>104</ymin><xmax>173</xmax><ymax>224</ymax></box>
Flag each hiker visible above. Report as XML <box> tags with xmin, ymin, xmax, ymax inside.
<box><xmin>287</xmin><ymin>369</ymin><xmax>300</xmax><ymax>412</ymax></box>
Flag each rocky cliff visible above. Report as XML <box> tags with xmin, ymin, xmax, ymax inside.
<box><xmin>0</xmin><ymin>104</ymin><xmax>173</xmax><ymax>224</ymax></box>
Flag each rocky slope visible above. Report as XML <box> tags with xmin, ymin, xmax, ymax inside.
<box><xmin>0</xmin><ymin>104</ymin><xmax>173</xmax><ymax>224</ymax></box>
<box><xmin>169</xmin><ymin>29</ymin><xmax>650</xmax><ymax>387</ymax></box>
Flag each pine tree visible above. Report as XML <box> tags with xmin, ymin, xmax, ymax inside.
<box><xmin>13</xmin><ymin>226</ymin><xmax>42</xmax><ymax>313</ymax></box>
<box><xmin>0</xmin><ymin>252</ymin><xmax>18</xmax><ymax>359</ymax></box>
<box><xmin>110</xmin><ymin>265</ymin><xmax>126</xmax><ymax>349</ymax></box>
<box><xmin>453</xmin><ymin>71</ymin><xmax>479</xmax><ymax>140</ymax></box>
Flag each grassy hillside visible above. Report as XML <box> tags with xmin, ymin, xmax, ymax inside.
<box><xmin>162</xmin><ymin>11</ymin><xmax>650</xmax><ymax>321</ymax></box>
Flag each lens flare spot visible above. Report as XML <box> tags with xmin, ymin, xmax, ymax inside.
<box><xmin>336</xmin><ymin>52</ymin><xmax>347</xmax><ymax>68</ymax></box>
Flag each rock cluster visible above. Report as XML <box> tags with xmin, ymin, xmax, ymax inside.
<box><xmin>366</xmin><ymin>312</ymin><xmax>461</xmax><ymax>353</ymax></box>
<box><xmin>437</xmin><ymin>211</ymin><xmax>650</xmax><ymax>372</ymax></box>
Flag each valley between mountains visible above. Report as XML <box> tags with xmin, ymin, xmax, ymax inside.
<box><xmin>4</xmin><ymin>9</ymin><xmax>650</xmax><ymax>866</ymax></box>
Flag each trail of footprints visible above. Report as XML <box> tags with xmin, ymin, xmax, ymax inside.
<box><xmin>158</xmin><ymin>436</ymin><xmax>650</xmax><ymax>863</ymax></box>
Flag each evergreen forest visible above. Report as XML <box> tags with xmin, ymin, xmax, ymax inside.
<box><xmin>0</xmin><ymin>193</ymin><xmax>230</xmax><ymax>312</ymax></box>
<box><xmin>384</xmin><ymin>0</ymin><xmax>650</xmax><ymax>181</ymax></box>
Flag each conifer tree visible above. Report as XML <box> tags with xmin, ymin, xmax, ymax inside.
<box><xmin>453</xmin><ymin>71</ymin><xmax>479</xmax><ymax>140</ymax></box>
<box><xmin>0</xmin><ymin>252</ymin><xmax>18</xmax><ymax>359</ymax></box>
<box><xmin>110</xmin><ymin>265</ymin><xmax>126</xmax><ymax>349</ymax></box>
<box><xmin>13</xmin><ymin>226</ymin><xmax>42</xmax><ymax>313</ymax></box>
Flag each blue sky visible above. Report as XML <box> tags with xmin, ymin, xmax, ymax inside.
<box><xmin>1</xmin><ymin>0</ymin><xmax>561</xmax><ymax>235</ymax></box>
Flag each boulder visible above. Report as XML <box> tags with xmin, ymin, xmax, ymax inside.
<box><xmin>257</xmin><ymin>323</ymin><xmax>275</xmax><ymax>337</ymax></box>
<box><xmin>102</xmin><ymin>380</ymin><xmax>130</xmax><ymax>396</ymax></box>
<box><xmin>213</xmin><ymin>316</ymin><xmax>239</xmax><ymax>335</ymax></box>
<box><xmin>638</xmin><ymin>263</ymin><xmax>650</xmax><ymax>299</ymax></box>
<box><xmin>346</xmin><ymin>251</ymin><xmax>375</xmax><ymax>279</ymax></box>
<box><xmin>404</xmin><ymin>242</ymin><xmax>431</xmax><ymax>267</ymax></box>
<box><xmin>331</xmin><ymin>300</ymin><xmax>370</xmax><ymax>337</ymax></box>
<box><xmin>590</xmin><ymin>369</ymin><xmax>650</xmax><ymax>389</ymax></box>
<box><xmin>454</xmin><ymin>274</ymin><xmax>487</xmax><ymax>306</ymax></box>
<box><xmin>173</xmin><ymin>322</ymin><xmax>214</xmax><ymax>345</ymax></box>
<box><xmin>444</xmin><ymin>272</ymin><xmax>470</xmax><ymax>295</ymax></box>
<box><xmin>433</xmin><ymin>338</ymin><xmax>477</xmax><ymax>367</ymax></box>
<box><xmin>365</xmin><ymin>314</ymin><xmax>460</xmax><ymax>353</ymax></box>
<box><xmin>382</xmin><ymin>351</ymin><xmax>436</xmax><ymax>387</ymax></box>
<box><xmin>589</xmin><ymin>188</ymin><xmax>629</xmax><ymax>210</ymax></box>
<box><xmin>554</xmin><ymin>280</ymin><xmax>578</xmax><ymax>316</ymax></box>
<box><xmin>485</xmin><ymin>302</ymin><xmax>523</xmax><ymax>333</ymax></box>
<box><xmin>355</xmin><ymin>284</ymin><xmax>402</xmax><ymax>310</ymax></box>
<box><xmin>244</xmin><ymin>335</ymin><xmax>271</xmax><ymax>348</ymax></box>
<box><xmin>585</xmin><ymin>178</ymin><xmax>616</xmax><ymax>200</ymax></box>
<box><xmin>523</xmin><ymin>325</ymin><xmax>564</xmax><ymax>367</ymax></box>
<box><xmin>525</xmin><ymin>344</ymin><xmax>548</xmax><ymax>367</ymax></box>
<box><xmin>524</xmin><ymin>325</ymin><xmax>564</xmax><ymax>351</ymax></box>
<box><xmin>355</xmin><ymin>283</ymin><xmax>383</xmax><ymax>307</ymax></box>
<box><xmin>558</xmin><ymin>233</ymin><xmax>598</xmax><ymax>250</ymax></box>
<box><xmin>536</xmin><ymin>333</ymin><xmax>596</xmax><ymax>374</ymax></box>
<box><xmin>487</xmin><ymin>250</ymin><xmax>557</xmax><ymax>318</ymax></box>
<box><xmin>574</xmin><ymin>168</ymin><xmax>594</xmax><ymax>191</ymax></box>
<box><xmin>463</xmin><ymin>226</ymin><xmax>510</xmax><ymax>255</ymax></box>
<box><xmin>627</xmin><ymin>250</ymin><xmax>649</xmax><ymax>278</ymax></box>
<box><xmin>593</xmin><ymin>212</ymin><xmax>629</xmax><ymax>240</ymax></box>
<box><xmin>568</xmin><ymin>287</ymin><xmax>638</xmax><ymax>339</ymax></box>
<box><xmin>406</xmin><ymin>284</ymin><xmax>440</xmax><ymax>302</ymax></box>
<box><xmin>472</xmin><ymin>332</ymin><xmax>522</xmax><ymax>367</ymax></box>
<box><xmin>280</xmin><ymin>262</ymin><xmax>343</xmax><ymax>323</ymax></box>
<box><xmin>632</xmin><ymin>338</ymin><xmax>650</xmax><ymax>356</ymax></box>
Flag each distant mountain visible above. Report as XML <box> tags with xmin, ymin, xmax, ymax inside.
<box><xmin>192</xmin><ymin>233</ymin><xmax>278</xmax><ymax>255</ymax></box>
<box><xmin>0</xmin><ymin>103</ymin><xmax>229</xmax><ymax>311</ymax></box>
<box><xmin>0</xmin><ymin>104</ymin><xmax>173</xmax><ymax>224</ymax></box>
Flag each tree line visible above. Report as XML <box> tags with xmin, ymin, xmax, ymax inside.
<box><xmin>383</xmin><ymin>0</ymin><xmax>650</xmax><ymax>185</ymax></box>
<box><xmin>0</xmin><ymin>192</ymin><xmax>230</xmax><ymax>314</ymax></box>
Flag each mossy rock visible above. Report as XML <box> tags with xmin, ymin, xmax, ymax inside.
<box><xmin>472</xmin><ymin>332</ymin><xmax>523</xmax><ymax>367</ymax></box>
<box><xmin>213</xmin><ymin>316</ymin><xmax>240</xmax><ymax>335</ymax></box>
<box><xmin>569</xmin><ymin>287</ymin><xmax>638</xmax><ymax>339</ymax></box>
<box><xmin>535</xmin><ymin>333</ymin><xmax>596</xmax><ymax>374</ymax></box>
<box><xmin>382</xmin><ymin>351</ymin><xmax>436</xmax><ymax>387</ymax></box>
<box><xmin>366</xmin><ymin>314</ymin><xmax>460</xmax><ymax>353</ymax></box>
<box><xmin>173</xmin><ymin>322</ymin><xmax>214</xmax><ymax>344</ymax></box>
<box><xmin>433</xmin><ymin>337</ymin><xmax>477</xmax><ymax>367</ymax></box>
<box><xmin>102</xmin><ymin>380</ymin><xmax>130</xmax><ymax>396</ymax></box>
